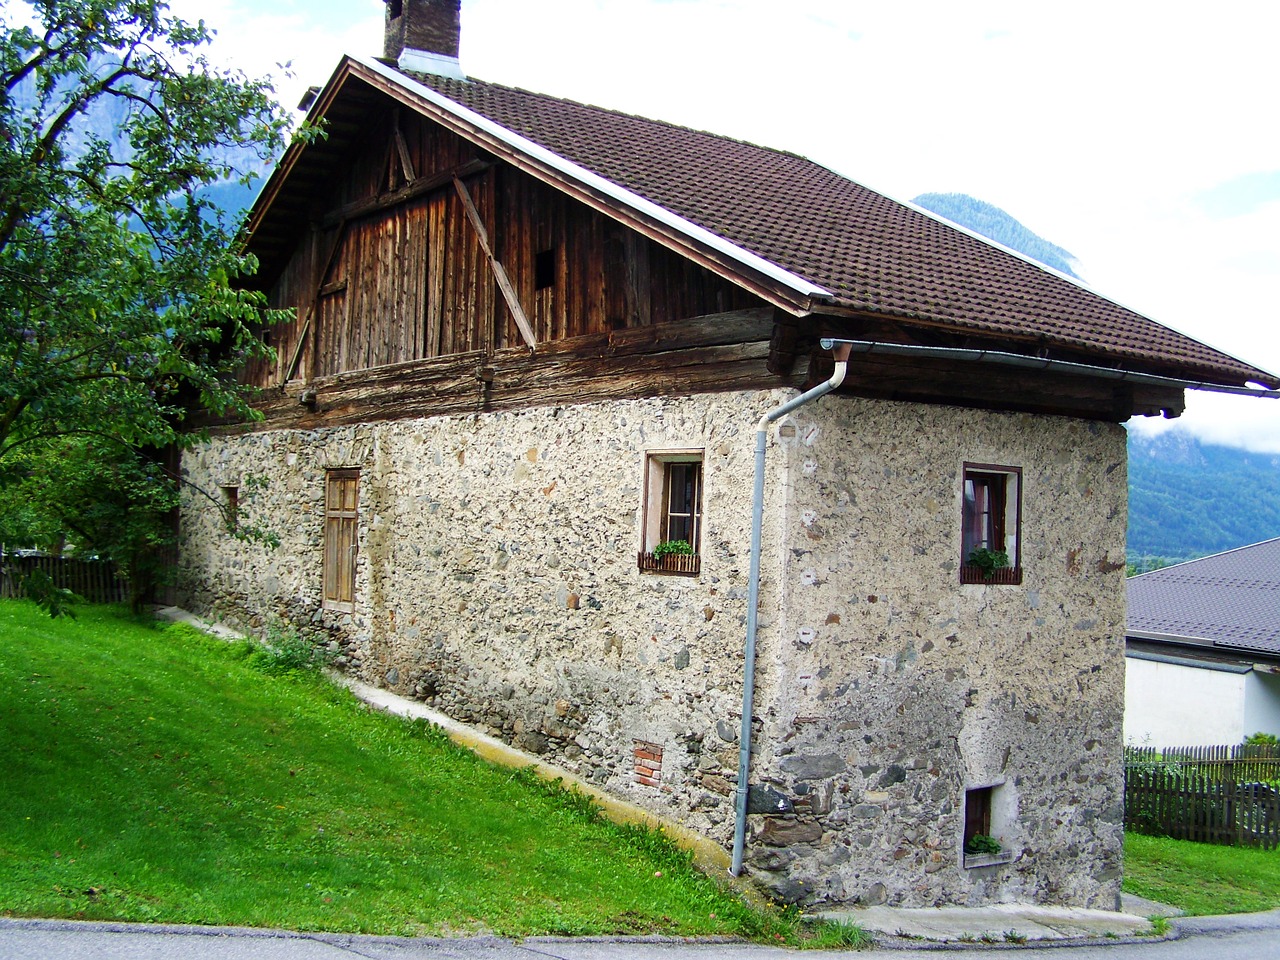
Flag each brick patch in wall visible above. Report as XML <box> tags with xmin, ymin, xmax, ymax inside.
<box><xmin>633</xmin><ymin>739</ymin><xmax>664</xmax><ymax>788</ymax></box>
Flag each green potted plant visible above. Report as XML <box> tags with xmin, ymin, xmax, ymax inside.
<box><xmin>963</xmin><ymin>833</ymin><xmax>1002</xmax><ymax>856</ymax></box>
<box><xmin>639</xmin><ymin>538</ymin><xmax>698</xmax><ymax>575</ymax></box>
<box><xmin>652</xmin><ymin>539</ymin><xmax>693</xmax><ymax>559</ymax></box>
<box><xmin>967</xmin><ymin>547</ymin><xmax>1010</xmax><ymax>580</ymax></box>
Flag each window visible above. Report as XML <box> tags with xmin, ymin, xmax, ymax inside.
<box><xmin>963</xmin><ymin>783</ymin><xmax>1014</xmax><ymax>867</ymax></box>
<box><xmin>323</xmin><ymin>469</ymin><xmax>359</xmax><ymax>609</ymax></box>
<box><xmin>534</xmin><ymin>248</ymin><xmax>555</xmax><ymax>290</ymax></box>
<box><xmin>960</xmin><ymin>463</ymin><xmax>1021</xmax><ymax>585</ymax></box>
<box><xmin>639</xmin><ymin>451</ymin><xmax>703</xmax><ymax>574</ymax></box>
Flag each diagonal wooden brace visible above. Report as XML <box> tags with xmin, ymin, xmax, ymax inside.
<box><xmin>453</xmin><ymin>175</ymin><xmax>537</xmax><ymax>354</ymax></box>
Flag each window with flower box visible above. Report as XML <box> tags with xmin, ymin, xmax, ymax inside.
<box><xmin>960</xmin><ymin>463</ymin><xmax>1021</xmax><ymax>585</ymax></box>
<box><xmin>638</xmin><ymin>451</ymin><xmax>702</xmax><ymax>575</ymax></box>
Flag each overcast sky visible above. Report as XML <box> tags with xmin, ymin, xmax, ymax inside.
<box><xmin>173</xmin><ymin>0</ymin><xmax>1280</xmax><ymax>452</ymax></box>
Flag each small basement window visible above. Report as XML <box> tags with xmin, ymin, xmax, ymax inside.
<box><xmin>639</xmin><ymin>450</ymin><xmax>703</xmax><ymax>575</ymax></box>
<box><xmin>534</xmin><ymin>248</ymin><xmax>555</xmax><ymax>290</ymax></box>
<box><xmin>960</xmin><ymin>463</ymin><xmax>1022</xmax><ymax>585</ymax></box>
<box><xmin>963</xmin><ymin>783</ymin><xmax>1015</xmax><ymax>868</ymax></box>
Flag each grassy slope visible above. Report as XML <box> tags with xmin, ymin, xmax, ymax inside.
<box><xmin>0</xmin><ymin>602</ymin><xmax>795</xmax><ymax>939</ymax></box>
<box><xmin>1124</xmin><ymin>833</ymin><xmax>1280</xmax><ymax>916</ymax></box>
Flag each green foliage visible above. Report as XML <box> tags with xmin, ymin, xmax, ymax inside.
<box><xmin>0</xmin><ymin>0</ymin><xmax>294</xmax><ymax>456</ymax></box>
<box><xmin>19</xmin><ymin>568</ymin><xmax>80</xmax><ymax>618</ymax></box>
<box><xmin>0</xmin><ymin>440</ymin><xmax>279</xmax><ymax>610</ymax></box>
<box><xmin>0</xmin><ymin>1</ymin><xmax>298</xmax><ymax>609</ymax></box>
<box><xmin>1245</xmin><ymin>732</ymin><xmax>1280</xmax><ymax>748</ymax></box>
<box><xmin>237</xmin><ymin>621</ymin><xmax>334</xmax><ymax>676</ymax></box>
<box><xmin>652</xmin><ymin>538</ymin><xmax>694</xmax><ymax>559</ymax></box>
<box><xmin>963</xmin><ymin>833</ymin><xmax>1002</xmax><ymax>856</ymax></box>
<box><xmin>0</xmin><ymin>439</ymin><xmax>179</xmax><ymax>609</ymax></box>
<box><xmin>966</xmin><ymin>547</ymin><xmax>1009</xmax><ymax>578</ymax></box>
<box><xmin>1127</xmin><ymin>556</ymin><xmax>1174</xmax><ymax>576</ymax></box>
<box><xmin>797</xmin><ymin>917</ymin><xmax>872</xmax><ymax>949</ymax></box>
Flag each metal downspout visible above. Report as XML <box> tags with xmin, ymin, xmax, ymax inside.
<box><xmin>730</xmin><ymin>341</ymin><xmax>851</xmax><ymax>877</ymax></box>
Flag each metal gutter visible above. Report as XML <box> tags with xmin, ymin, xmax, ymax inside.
<box><xmin>351</xmin><ymin>55</ymin><xmax>831</xmax><ymax>302</ymax></box>
<box><xmin>823</xmin><ymin>338</ymin><xmax>1280</xmax><ymax>399</ymax></box>
<box><xmin>1125</xmin><ymin>648</ymin><xmax>1252</xmax><ymax>675</ymax></box>
<box><xmin>730</xmin><ymin>342</ymin><xmax>851</xmax><ymax>878</ymax></box>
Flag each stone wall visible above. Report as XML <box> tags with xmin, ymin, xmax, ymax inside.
<box><xmin>178</xmin><ymin>390</ymin><xmax>1126</xmax><ymax>910</ymax></box>
<box><xmin>745</xmin><ymin>400</ymin><xmax>1127</xmax><ymax>908</ymax></box>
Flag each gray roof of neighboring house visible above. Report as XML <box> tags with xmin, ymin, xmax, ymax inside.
<box><xmin>1127</xmin><ymin>538</ymin><xmax>1280</xmax><ymax>657</ymax></box>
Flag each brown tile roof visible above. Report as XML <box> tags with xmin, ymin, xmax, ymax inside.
<box><xmin>407</xmin><ymin>70</ymin><xmax>1275</xmax><ymax>389</ymax></box>
<box><xmin>1128</xmin><ymin>538</ymin><xmax>1280</xmax><ymax>656</ymax></box>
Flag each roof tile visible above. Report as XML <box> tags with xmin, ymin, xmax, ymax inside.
<box><xmin>409</xmin><ymin>71</ymin><xmax>1274</xmax><ymax>388</ymax></box>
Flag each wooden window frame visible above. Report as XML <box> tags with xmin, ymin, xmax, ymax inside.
<box><xmin>323</xmin><ymin>468</ymin><xmax>360</xmax><ymax>611</ymax></box>
<box><xmin>960</xmin><ymin>462</ymin><xmax>1022</xmax><ymax>585</ymax></box>
<box><xmin>639</xmin><ymin>450</ymin><xmax>703</xmax><ymax>575</ymax></box>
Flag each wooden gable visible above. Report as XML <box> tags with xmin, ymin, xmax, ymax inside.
<box><xmin>245</xmin><ymin>100</ymin><xmax>761</xmax><ymax>391</ymax></box>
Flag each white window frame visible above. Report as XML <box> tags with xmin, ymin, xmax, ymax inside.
<box><xmin>639</xmin><ymin>449</ymin><xmax>704</xmax><ymax>574</ymax></box>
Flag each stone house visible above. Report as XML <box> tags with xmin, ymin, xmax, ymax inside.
<box><xmin>177</xmin><ymin>0</ymin><xmax>1278</xmax><ymax>909</ymax></box>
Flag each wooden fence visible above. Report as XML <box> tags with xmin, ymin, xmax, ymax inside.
<box><xmin>1126</xmin><ymin>744</ymin><xmax>1280</xmax><ymax>784</ymax></box>
<box><xmin>1125</xmin><ymin>746</ymin><xmax>1280</xmax><ymax>849</ymax></box>
<box><xmin>0</xmin><ymin>553</ymin><xmax>128</xmax><ymax>604</ymax></box>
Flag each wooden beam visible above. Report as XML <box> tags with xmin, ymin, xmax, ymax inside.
<box><xmin>766</xmin><ymin>308</ymin><xmax>802</xmax><ymax>376</ymax></box>
<box><xmin>394</xmin><ymin>124</ymin><xmax>417</xmax><ymax>183</ymax></box>
<box><xmin>284</xmin><ymin>311</ymin><xmax>312</xmax><ymax>383</ymax></box>
<box><xmin>452</xmin><ymin>175</ymin><xmax>538</xmax><ymax>354</ymax></box>
<box><xmin>318</xmin><ymin>158</ymin><xmax>491</xmax><ymax>230</ymax></box>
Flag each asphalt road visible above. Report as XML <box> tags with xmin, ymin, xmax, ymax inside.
<box><xmin>2</xmin><ymin>915</ymin><xmax>1280</xmax><ymax>960</ymax></box>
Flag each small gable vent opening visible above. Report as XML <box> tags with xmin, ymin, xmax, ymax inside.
<box><xmin>388</xmin><ymin>0</ymin><xmax>402</xmax><ymax>19</ymax></box>
<box><xmin>534</xmin><ymin>248</ymin><xmax>555</xmax><ymax>291</ymax></box>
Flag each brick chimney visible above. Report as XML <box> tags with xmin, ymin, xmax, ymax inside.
<box><xmin>384</xmin><ymin>0</ymin><xmax>465</xmax><ymax>79</ymax></box>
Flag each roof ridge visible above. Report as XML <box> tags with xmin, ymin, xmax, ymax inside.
<box><xmin>403</xmin><ymin>69</ymin><xmax>812</xmax><ymax>163</ymax></box>
<box><xmin>1130</xmin><ymin>536</ymin><xmax>1280</xmax><ymax>579</ymax></box>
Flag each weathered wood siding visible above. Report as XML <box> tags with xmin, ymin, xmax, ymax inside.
<box><xmin>252</xmin><ymin>106</ymin><xmax>759</xmax><ymax>387</ymax></box>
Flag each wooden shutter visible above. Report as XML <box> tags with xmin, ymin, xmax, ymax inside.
<box><xmin>323</xmin><ymin>469</ymin><xmax>359</xmax><ymax>607</ymax></box>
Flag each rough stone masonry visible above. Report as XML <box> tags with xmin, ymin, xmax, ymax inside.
<box><xmin>178</xmin><ymin>388</ymin><xmax>1127</xmax><ymax>910</ymax></box>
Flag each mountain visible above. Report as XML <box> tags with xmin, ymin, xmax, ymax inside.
<box><xmin>911</xmin><ymin>192</ymin><xmax>1081</xmax><ymax>278</ymax></box>
<box><xmin>12</xmin><ymin>58</ymin><xmax>270</xmax><ymax>228</ymax></box>
<box><xmin>1127</xmin><ymin>428</ymin><xmax>1280</xmax><ymax>564</ymax></box>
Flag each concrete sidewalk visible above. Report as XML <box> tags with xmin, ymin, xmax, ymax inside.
<box><xmin>820</xmin><ymin>901</ymin><xmax>1158</xmax><ymax>945</ymax></box>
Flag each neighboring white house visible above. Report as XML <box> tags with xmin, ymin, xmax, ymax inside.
<box><xmin>1125</xmin><ymin>538</ymin><xmax>1280</xmax><ymax>747</ymax></box>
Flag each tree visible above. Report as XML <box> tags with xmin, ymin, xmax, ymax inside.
<box><xmin>0</xmin><ymin>0</ymin><xmax>296</xmax><ymax>608</ymax></box>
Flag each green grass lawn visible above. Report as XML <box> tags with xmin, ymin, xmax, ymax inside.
<box><xmin>1123</xmin><ymin>832</ymin><xmax>1280</xmax><ymax>916</ymax></box>
<box><xmin>0</xmin><ymin>601</ymin><xmax>851</xmax><ymax>943</ymax></box>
